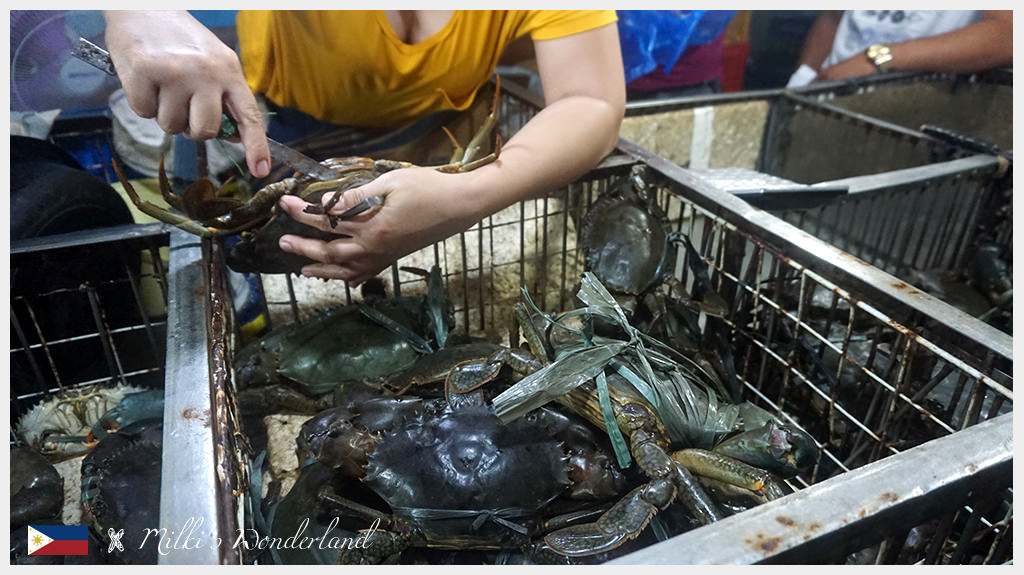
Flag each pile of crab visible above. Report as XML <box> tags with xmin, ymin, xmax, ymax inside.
<box><xmin>11</xmin><ymin>382</ymin><xmax>165</xmax><ymax>564</ymax></box>
<box><xmin>234</xmin><ymin>167</ymin><xmax>819</xmax><ymax>565</ymax></box>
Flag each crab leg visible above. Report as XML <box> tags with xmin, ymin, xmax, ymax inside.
<box><xmin>113</xmin><ymin>158</ymin><xmax>220</xmax><ymax>237</ymax></box>
<box><xmin>671</xmin><ymin>449</ymin><xmax>789</xmax><ymax>500</ymax></box>
<box><xmin>461</xmin><ymin>75</ymin><xmax>502</xmax><ymax>166</ymax></box>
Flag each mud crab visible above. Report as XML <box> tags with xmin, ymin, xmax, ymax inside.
<box><xmin>10</xmin><ymin>446</ymin><xmax>64</xmax><ymax>529</ymax></box>
<box><xmin>235</xmin><ymin>268</ymin><xmax>453</xmax><ymax>414</ymax></box>
<box><xmin>579</xmin><ymin>165</ymin><xmax>728</xmax><ymax>318</ymax></box>
<box><xmin>578</xmin><ymin>165</ymin><xmax>739</xmax><ymax>401</ymax></box>
<box><xmin>115</xmin><ymin>80</ymin><xmax>504</xmax><ymax>276</ymax></box>
<box><xmin>490</xmin><ymin>273</ymin><xmax>818</xmax><ymax>556</ymax></box>
<box><xmin>291</xmin><ymin>390</ymin><xmax>634</xmax><ymax>564</ymax></box>
<box><xmin>80</xmin><ymin>418</ymin><xmax>163</xmax><ymax>564</ymax></box>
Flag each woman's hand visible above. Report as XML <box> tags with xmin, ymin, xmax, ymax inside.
<box><xmin>276</xmin><ymin>167</ymin><xmax>481</xmax><ymax>285</ymax></box>
<box><xmin>103</xmin><ymin>11</ymin><xmax>271</xmax><ymax>177</ymax></box>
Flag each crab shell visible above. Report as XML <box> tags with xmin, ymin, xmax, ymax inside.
<box><xmin>363</xmin><ymin>404</ymin><xmax>571</xmax><ymax>547</ymax></box>
<box><xmin>10</xmin><ymin>446</ymin><xmax>64</xmax><ymax>528</ymax></box>
<box><xmin>80</xmin><ymin>419</ymin><xmax>162</xmax><ymax>564</ymax></box>
<box><xmin>579</xmin><ymin>178</ymin><xmax>674</xmax><ymax>296</ymax></box>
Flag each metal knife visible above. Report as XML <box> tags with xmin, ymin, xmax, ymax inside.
<box><xmin>72</xmin><ymin>38</ymin><xmax>339</xmax><ymax>182</ymax></box>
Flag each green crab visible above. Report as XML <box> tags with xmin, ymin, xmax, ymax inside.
<box><xmin>235</xmin><ymin>267</ymin><xmax>453</xmax><ymax>415</ymax></box>
<box><xmin>491</xmin><ymin>273</ymin><xmax>819</xmax><ymax>556</ymax></box>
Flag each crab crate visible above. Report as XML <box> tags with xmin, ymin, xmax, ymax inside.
<box><xmin>796</xmin><ymin>70</ymin><xmax>1012</xmax><ymax>152</ymax></box>
<box><xmin>10</xmin><ymin>223</ymin><xmax>171</xmax><ymax>555</ymax></box>
<box><xmin>198</xmin><ymin>135</ymin><xmax>1010</xmax><ymax>564</ymax></box>
<box><xmin>619</xmin><ymin>84</ymin><xmax>1012</xmax><ymax>335</ymax></box>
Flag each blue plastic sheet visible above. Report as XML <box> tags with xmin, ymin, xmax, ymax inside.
<box><xmin>617</xmin><ymin>10</ymin><xmax>736</xmax><ymax>83</ymax></box>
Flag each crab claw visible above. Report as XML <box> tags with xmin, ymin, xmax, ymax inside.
<box><xmin>544</xmin><ymin>523</ymin><xmax>628</xmax><ymax>558</ymax></box>
<box><xmin>544</xmin><ymin>476</ymin><xmax>676</xmax><ymax>557</ymax></box>
<box><xmin>338</xmin><ymin>529</ymin><xmax>408</xmax><ymax>565</ymax></box>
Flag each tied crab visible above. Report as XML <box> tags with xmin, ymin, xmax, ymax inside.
<box><xmin>15</xmin><ymin>383</ymin><xmax>149</xmax><ymax>461</ymax></box>
<box><xmin>578</xmin><ymin>164</ymin><xmax>741</xmax><ymax>403</ymax></box>
<box><xmin>80</xmin><ymin>419</ymin><xmax>163</xmax><ymax>565</ymax></box>
<box><xmin>285</xmin><ymin>384</ymin><xmax>635</xmax><ymax>564</ymax></box>
<box><xmin>114</xmin><ymin>79</ymin><xmax>505</xmax><ymax>276</ymax></box>
<box><xmin>578</xmin><ymin>164</ymin><xmax>728</xmax><ymax>319</ymax></box>
<box><xmin>490</xmin><ymin>273</ymin><xmax>818</xmax><ymax>556</ymax></box>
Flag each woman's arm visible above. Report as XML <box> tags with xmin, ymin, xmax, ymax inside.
<box><xmin>103</xmin><ymin>11</ymin><xmax>271</xmax><ymax>177</ymax></box>
<box><xmin>278</xmin><ymin>23</ymin><xmax>626</xmax><ymax>285</ymax></box>
<box><xmin>817</xmin><ymin>10</ymin><xmax>1012</xmax><ymax>81</ymax></box>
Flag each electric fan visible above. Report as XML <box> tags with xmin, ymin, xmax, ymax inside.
<box><xmin>11</xmin><ymin>10</ymin><xmax>120</xmax><ymax>112</ymax></box>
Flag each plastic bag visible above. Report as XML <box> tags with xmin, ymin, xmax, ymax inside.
<box><xmin>617</xmin><ymin>10</ymin><xmax>736</xmax><ymax>83</ymax></box>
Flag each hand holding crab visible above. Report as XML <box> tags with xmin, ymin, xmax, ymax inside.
<box><xmin>277</xmin><ymin>166</ymin><xmax>483</xmax><ymax>286</ymax></box>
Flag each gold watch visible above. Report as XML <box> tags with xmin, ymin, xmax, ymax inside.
<box><xmin>866</xmin><ymin>44</ymin><xmax>894</xmax><ymax>72</ymax></box>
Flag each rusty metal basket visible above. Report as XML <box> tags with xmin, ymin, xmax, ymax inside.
<box><xmin>186</xmin><ymin>131</ymin><xmax>1012</xmax><ymax>564</ymax></box>
<box><xmin>23</xmin><ymin>79</ymin><xmax>1008</xmax><ymax>565</ymax></box>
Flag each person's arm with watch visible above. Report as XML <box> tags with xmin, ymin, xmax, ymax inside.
<box><xmin>816</xmin><ymin>10</ymin><xmax>1012</xmax><ymax>82</ymax></box>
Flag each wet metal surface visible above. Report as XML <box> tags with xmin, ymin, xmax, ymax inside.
<box><xmin>158</xmin><ymin>230</ymin><xmax>225</xmax><ymax>564</ymax></box>
<box><xmin>610</xmin><ymin>413</ymin><xmax>1011</xmax><ymax>564</ymax></box>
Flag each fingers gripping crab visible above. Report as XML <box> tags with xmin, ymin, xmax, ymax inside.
<box><xmin>114</xmin><ymin>79</ymin><xmax>505</xmax><ymax>276</ymax></box>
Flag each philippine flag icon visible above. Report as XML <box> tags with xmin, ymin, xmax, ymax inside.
<box><xmin>27</xmin><ymin>525</ymin><xmax>90</xmax><ymax>556</ymax></box>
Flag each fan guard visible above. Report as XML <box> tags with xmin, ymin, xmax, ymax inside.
<box><xmin>11</xmin><ymin>10</ymin><xmax>120</xmax><ymax>112</ymax></box>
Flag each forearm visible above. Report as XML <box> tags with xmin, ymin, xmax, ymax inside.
<box><xmin>452</xmin><ymin>94</ymin><xmax>622</xmax><ymax>226</ymax></box>
<box><xmin>798</xmin><ymin>11</ymin><xmax>843</xmax><ymax>70</ymax></box>
<box><xmin>884</xmin><ymin>18</ymin><xmax>1013</xmax><ymax>73</ymax></box>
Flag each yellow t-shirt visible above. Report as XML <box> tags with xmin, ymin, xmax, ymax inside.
<box><xmin>236</xmin><ymin>10</ymin><xmax>617</xmax><ymax>128</ymax></box>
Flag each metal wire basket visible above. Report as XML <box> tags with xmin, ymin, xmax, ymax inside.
<box><xmin>194</xmin><ymin>135</ymin><xmax>1011</xmax><ymax>564</ymax></box>
<box><xmin>619</xmin><ymin>76</ymin><xmax>1012</xmax><ymax>335</ymax></box>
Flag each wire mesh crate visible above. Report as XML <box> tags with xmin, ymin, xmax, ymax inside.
<box><xmin>796</xmin><ymin>70</ymin><xmax>1012</xmax><ymax>152</ymax></box>
<box><xmin>197</xmin><ymin>135</ymin><xmax>1010</xmax><ymax>564</ymax></box>
<box><xmin>619</xmin><ymin>85</ymin><xmax>1012</xmax><ymax>335</ymax></box>
<box><xmin>10</xmin><ymin>223</ymin><xmax>171</xmax><ymax>552</ymax></box>
<box><xmin>10</xmin><ymin>223</ymin><xmax>170</xmax><ymax>422</ymax></box>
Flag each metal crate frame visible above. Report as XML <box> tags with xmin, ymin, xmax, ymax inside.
<box><xmin>190</xmin><ymin>133</ymin><xmax>1011</xmax><ymax>564</ymax></box>
<box><xmin>792</xmin><ymin>69</ymin><xmax>1012</xmax><ymax>153</ymax></box>
<box><xmin>621</xmin><ymin>84</ymin><xmax>1012</xmax><ymax>335</ymax></box>
<box><xmin>10</xmin><ymin>223</ymin><xmax>172</xmax><ymax>419</ymax></box>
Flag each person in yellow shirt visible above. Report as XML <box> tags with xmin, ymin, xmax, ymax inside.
<box><xmin>102</xmin><ymin>11</ymin><xmax>625</xmax><ymax>285</ymax></box>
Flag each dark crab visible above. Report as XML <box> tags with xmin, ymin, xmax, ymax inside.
<box><xmin>10</xmin><ymin>446</ymin><xmax>64</xmax><ymax>529</ymax></box>
<box><xmin>116</xmin><ymin>81</ymin><xmax>503</xmax><ymax>276</ymax></box>
<box><xmin>293</xmin><ymin>393</ymin><xmax>633</xmax><ymax>564</ymax></box>
<box><xmin>80</xmin><ymin>419</ymin><xmax>163</xmax><ymax>565</ymax></box>
<box><xmin>579</xmin><ymin>164</ymin><xmax>727</xmax><ymax>318</ymax></box>
<box><xmin>577</xmin><ymin>165</ymin><xmax>738</xmax><ymax>400</ymax></box>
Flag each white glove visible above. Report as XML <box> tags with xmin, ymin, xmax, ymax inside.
<box><xmin>786</xmin><ymin>64</ymin><xmax>818</xmax><ymax>88</ymax></box>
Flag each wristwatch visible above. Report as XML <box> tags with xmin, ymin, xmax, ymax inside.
<box><xmin>866</xmin><ymin>44</ymin><xmax>894</xmax><ymax>72</ymax></box>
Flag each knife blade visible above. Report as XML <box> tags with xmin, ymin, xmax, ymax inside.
<box><xmin>72</xmin><ymin>37</ymin><xmax>339</xmax><ymax>182</ymax></box>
